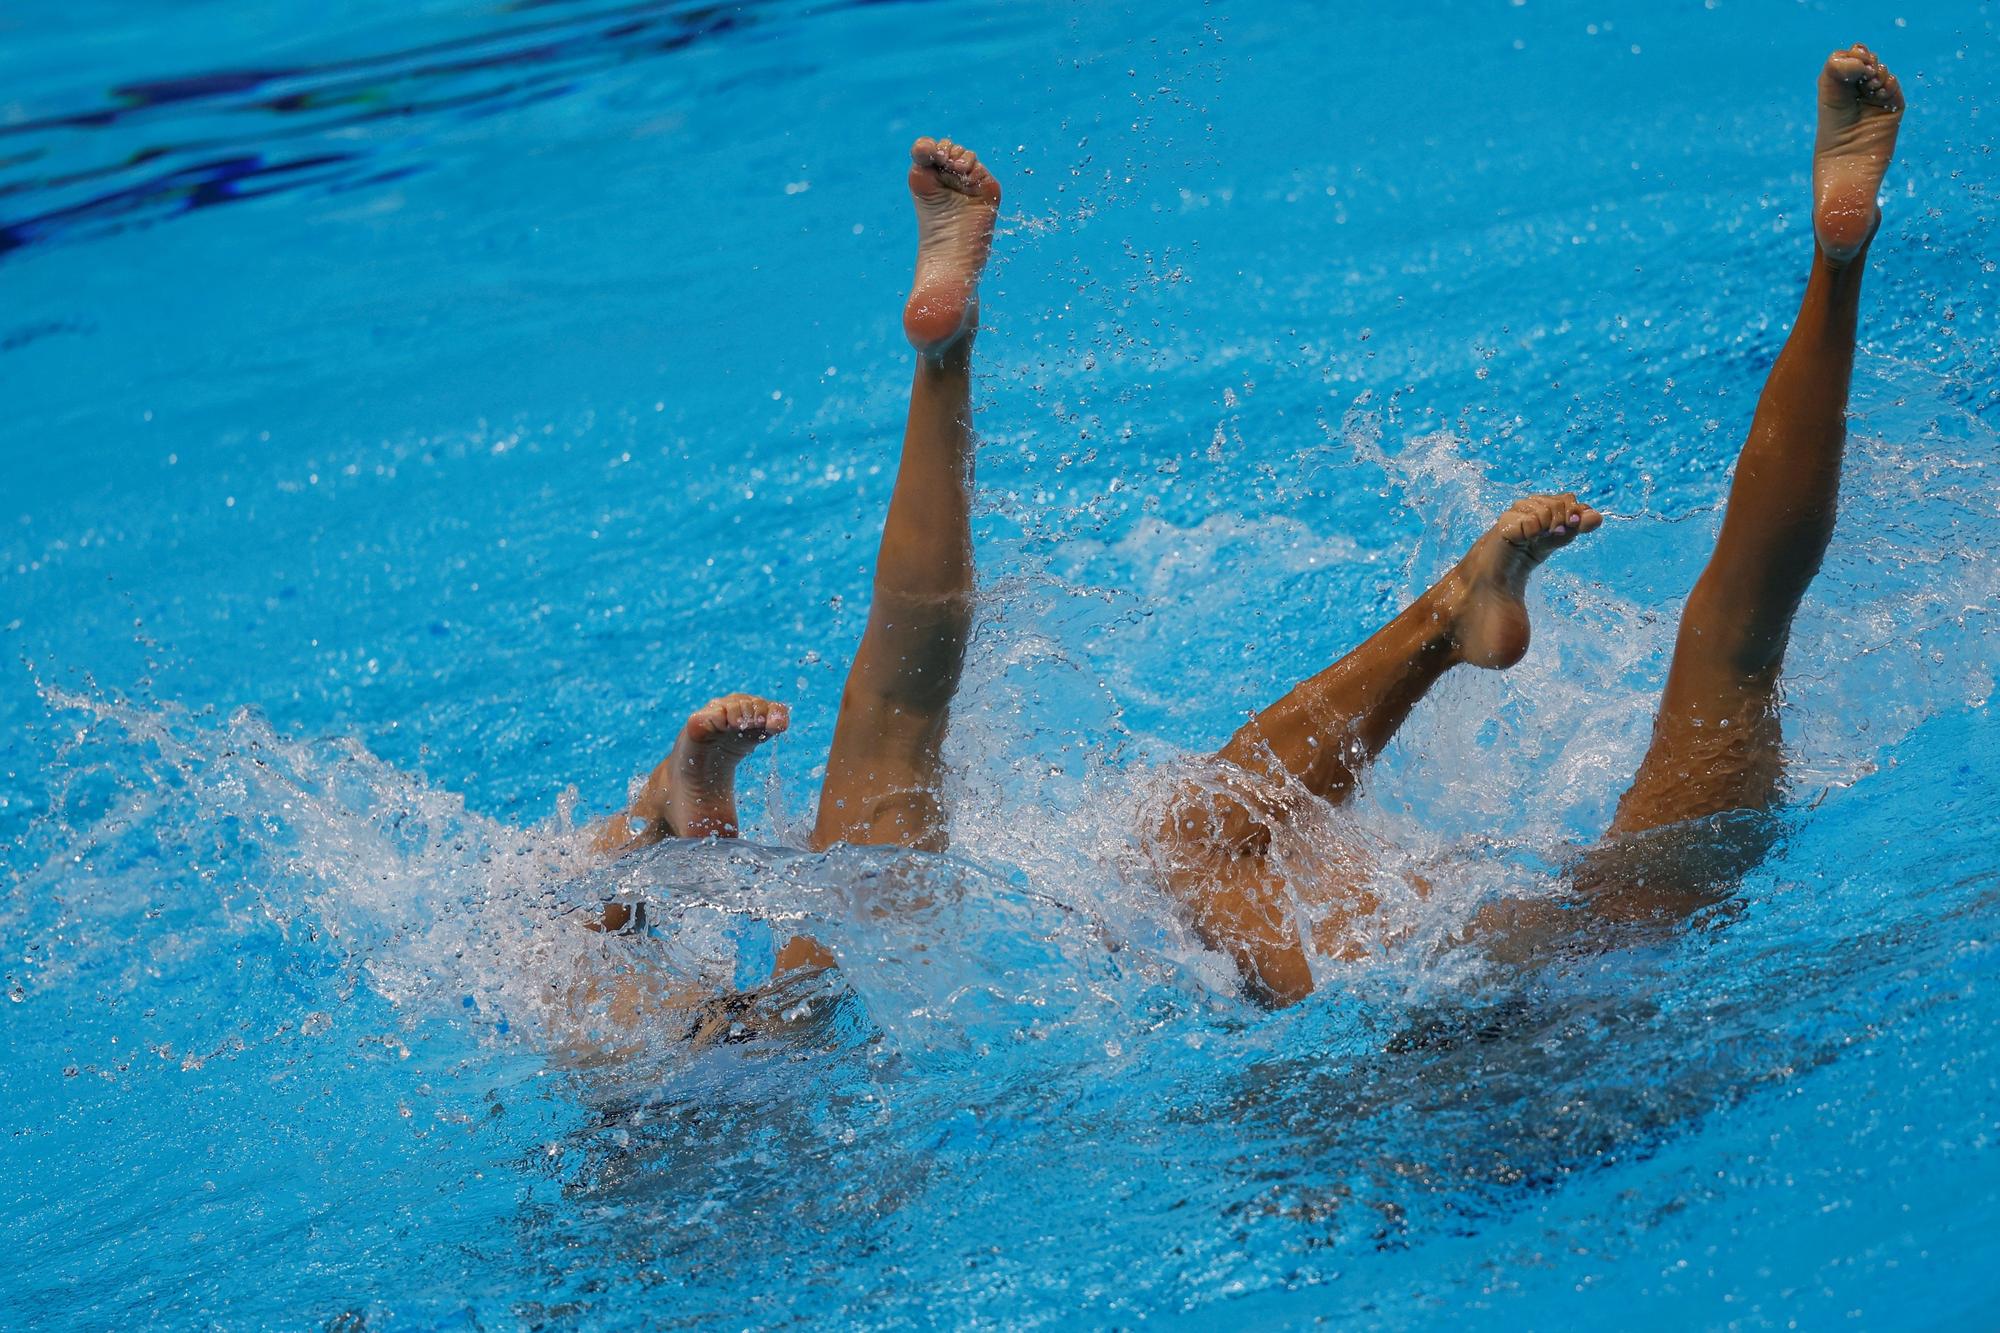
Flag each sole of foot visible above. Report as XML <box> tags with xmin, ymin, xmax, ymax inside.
<box><xmin>1451</xmin><ymin>492</ymin><xmax>1603</xmax><ymax>669</ymax></box>
<box><xmin>1814</xmin><ymin>43</ymin><xmax>1904</xmax><ymax>265</ymax></box>
<box><xmin>903</xmin><ymin>136</ymin><xmax>1001</xmax><ymax>357</ymax></box>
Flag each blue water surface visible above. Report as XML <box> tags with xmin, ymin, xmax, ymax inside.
<box><xmin>4</xmin><ymin>0</ymin><xmax>1999</xmax><ymax>1327</ymax></box>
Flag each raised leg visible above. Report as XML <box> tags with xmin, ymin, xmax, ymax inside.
<box><xmin>1155</xmin><ymin>494</ymin><xmax>1602</xmax><ymax>1004</ymax></box>
<box><xmin>1592</xmin><ymin>47</ymin><xmax>1904</xmax><ymax>915</ymax></box>
<box><xmin>810</xmin><ymin>138</ymin><xmax>1000</xmax><ymax>852</ymax></box>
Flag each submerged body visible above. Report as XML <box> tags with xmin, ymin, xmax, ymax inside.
<box><xmin>592</xmin><ymin>46</ymin><xmax>1907</xmax><ymax>1014</ymax></box>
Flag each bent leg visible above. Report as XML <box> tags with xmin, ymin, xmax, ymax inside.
<box><xmin>591</xmin><ymin>693</ymin><xmax>790</xmax><ymax>856</ymax></box>
<box><xmin>1156</xmin><ymin>495</ymin><xmax>1601</xmax><ymax>1004</ymax></box>
<box><xmin>811</xmin><ymin>138</ymin><xmax>999</xmax><ymax>852</ymax></box>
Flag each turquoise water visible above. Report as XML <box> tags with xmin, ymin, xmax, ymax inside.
<box><xmin>5</xmin><ymin>0</ymin><xmax>1999</xmax><ymax>1327</ymax></box>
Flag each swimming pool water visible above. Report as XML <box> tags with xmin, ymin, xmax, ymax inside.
<box><xmin>5</xmin><ymin>0</ymin><xmax>1999</xmax><ymax>1327</ymax></box>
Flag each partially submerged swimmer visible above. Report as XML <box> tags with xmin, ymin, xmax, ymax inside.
<box><xmin>587</xmin><ymin>47</ymin><xmax>1906</xmax><ymax>1011</ymax></box>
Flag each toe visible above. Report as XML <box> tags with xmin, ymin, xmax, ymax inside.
<box><xmin>1540</xmin><ymin>496</ymin><xmax>1576</xmax><ymax>540</ymax></box>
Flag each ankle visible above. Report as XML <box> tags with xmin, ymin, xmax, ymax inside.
<box><xmin>631</xmin><ymin>766</ymin><xmax>678</xmax><ymax>839</ymax></box>
<box><xmin>914</xmin><ymin>315</ymin><xmax>977</xmax><ymax>367</ymax></box>
<box><xmin>1813</xmin><ymin>237</ymin><xmax>1874</xmax><ymax>281</ymax></box>
<box><xmin>1421</xmin><ymin>572</ymin><xmax>1475</xmax><ymax>663</ymax></box>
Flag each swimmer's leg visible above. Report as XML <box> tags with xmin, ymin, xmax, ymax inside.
<box><xmin>592</xmin><ymin>693</ymin><xmax>790</xmax><ymax>854</ymax></box>
<box><xmin>1155</xmin><ymin>495</ymin><xmax>1602</xmax><ymax>1004</ymax></box>
<box><xmin>1588</xmin><ymin>46</ymin><xmax>1903</xmax><ymax>917</ymax></box>
<box><xmin>810</xmin><ymin>137</ymin><xmax>999</xmax><ymax>852</ymax></box>
<box><xmin>584</xmin><ymin>693</ymin><xmax>788</xmax><ymax>933</ymax></box>
<box><xmin>584</xmin><ymin>694</ymin><xmax>829</xmax><ymax>971</ymax></box>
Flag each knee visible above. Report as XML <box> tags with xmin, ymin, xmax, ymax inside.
<box><xmin>1679</xmin><ymin>579</ymin><xmax>1794</xmax><ymax>679</ymax></box>
<box><xmin>1158</xmin><ymin>786</ymin><xmax>1275</xmax><ymax>861</ymax></box>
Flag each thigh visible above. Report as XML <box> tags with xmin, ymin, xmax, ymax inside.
<box><xmin>1150</xmin><ymin>770</ymin><xmax>1404</xmax><ymax>1006</ymax></box>
<box><xmin>1610</xmin><ymin>582</ymin><xmax>1791</xmax><ymax>840</ymax></box>
<box><xmin>811</xmin><ymin>774</ymin><xmax>946</xmax><ymax>852</ymax></box>
<box><xmin>809</xmin><ymin>703</ymin><xmax>950</xmax><ymax>852</ymax></box>
<box><xmin>1610</xmin><ymin>670</ymin><xmax>1785</xmax><ymax>838</ymax></box>
<box><xmin>1474</xmin><ymin>651</ymin><xmax>1789</xmax><ymax>962</ymax></box>
<box><xmin>808</xmin><ymin>596</ymin><xmax>968</xmax><ymax>853</ymax></box>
